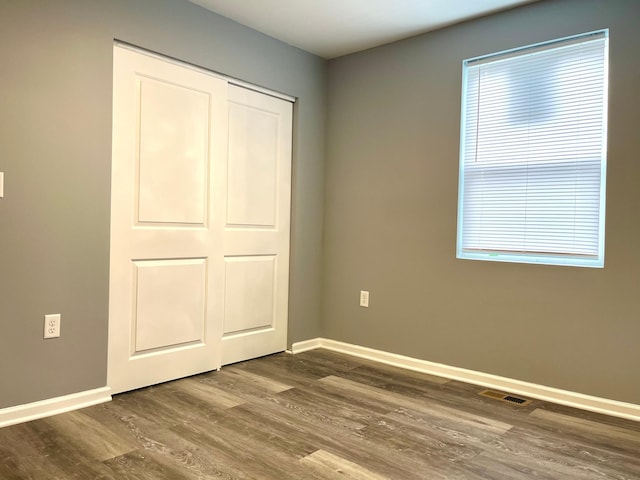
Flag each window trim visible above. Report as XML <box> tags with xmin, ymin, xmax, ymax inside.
<box><xmin>456</xmin><ymin>30</ymin><xmax>609</xmax><ymax>268</ymax></box>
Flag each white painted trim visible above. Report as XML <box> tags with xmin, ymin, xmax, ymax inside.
<box><xmin>289</xmin><ymin>338</ymin><xmax>323</xmax><ymax>354</ymax></box>
<box><xmin>291</xmin><ymin>338</ymin><xmax>640</xmax><ymax>423</ymax></box>
<box><xmin>0</xmin><ymin>387</ymin><xmax>112</xmax><ymax>429</ymax></box>
<box><xmin>114</xmin><ymin>41</ymin><xmax>296</xmax><ymax>103</ymax></box>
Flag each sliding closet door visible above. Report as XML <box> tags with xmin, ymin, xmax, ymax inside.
<box><xmin>108</xmin><ymin>46</ymin><xmax>227</xmax><ymax>394</ymax></box>
<box><xmin>221</xmin><ymin>85</ymin><xmax>293</xmax><ymax>365</ymax></box>
<box><xmin>108</xmin><ymin>47</ymin><xmax>293</xmax><ymax>393</ymax></box>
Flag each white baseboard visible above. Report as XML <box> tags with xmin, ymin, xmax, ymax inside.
<box><xmin>0</xmin><ymin>387</ymin><xmax>112</xmax><ymax>428</ymax></box>
<box><xmin>291</xmin><ymin>338</ymin><xmax>640</xmax><ymax>423</ymax></box>
<box><xmin>289</xmin><ymin>338</ymin><xmax>323</xmax><ymax>354</ymax></box>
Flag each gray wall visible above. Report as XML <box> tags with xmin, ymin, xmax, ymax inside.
<box><xmin>323</xmin><ymin>0</ymin><xmax>640</xmax><ymax>405</ymax></box>
<box><xmin>0</xmin><ymin>0</ymin><xmax>326</xmax><ymax>409</ymax></box>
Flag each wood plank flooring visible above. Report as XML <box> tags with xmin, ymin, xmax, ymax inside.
<box><xmin>1</xmin><ymin>349</ymin><xmax>638</xmax><ymax>479</ymax></box>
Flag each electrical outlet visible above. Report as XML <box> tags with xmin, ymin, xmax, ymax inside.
<box><xmin>360</xmin><ymin>290</ymin><xmax>369</xmax><ymax>308</ymax></box>
<box><xmin>44</xmin><ymin>314</ymin><xmax>61</xmax><ymax>339</ymax></box>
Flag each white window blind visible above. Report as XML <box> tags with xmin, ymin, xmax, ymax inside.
<box><xmin>457</xmin><ymin>30</ymin><xmax>608</xmax><ymax>267</ymax></box>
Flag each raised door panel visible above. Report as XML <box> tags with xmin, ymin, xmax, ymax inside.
<box><xmin>133</xmin><ymin>258</ymin><xmax>206</xmax><ymax>353</ymax></box>
<box><xmin>137</xmin><ymin>78</ymin><xmax>210</xmax><ymax>225</ymax></box>
<box><xmin>227</xmin><ymin>103</ymin><xmax>279</xmax><ymax>227</ymax></box>
<box><xmin>223</xmin><ymin>256</ymin><xmax>276</xmax><ymax>335</ymax></box>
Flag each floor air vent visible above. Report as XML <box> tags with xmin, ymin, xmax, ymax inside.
<box><xmin>479</xmin><ymin>389</ymin><xmax>532</xmax><ymax>406</ymax></box>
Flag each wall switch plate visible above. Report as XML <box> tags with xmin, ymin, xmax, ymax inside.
<box><xmin>360</xmin><ymin>290</ymin><xmax>369</xmax><ymax>308</ymax></box>
<box><xmin>44</xmin><ymin>314</ymin><xmax>61</xmax><ymax>339</ymax></box>
<box><xmin>0</xmin><ymin>172</ymin><xmax>4</xmax><ymax>198</ymax></box>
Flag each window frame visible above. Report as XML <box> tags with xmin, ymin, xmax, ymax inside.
<box><xmin>456</xmin><ymin>30</ymin><xmax>609</xmax><ymax>268</ymax></box>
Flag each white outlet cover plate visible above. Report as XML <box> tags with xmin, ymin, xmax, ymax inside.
<box><xmin>360</xmin><ymin>290</ymin><xmax>369</xmax><ymax>307</ymax></box>
<box><xmin>44</xmin><ymin>314</ymin><xmax>61</xmax><ymax>338</ymax></box>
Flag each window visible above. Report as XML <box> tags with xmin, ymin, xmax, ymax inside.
<box><xmin>457</xmin><ymin>30</ymin><xmax>609</xmax><ymax>268</ymax></box>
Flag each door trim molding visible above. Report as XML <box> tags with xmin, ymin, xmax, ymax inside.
<box><xmin>0</xmin><ymin>387</ymin><xmax>112</xmax><ymax>428</ymax></box>
<box><xmin>290</xmin><ymin>338</ymin><xmax>640</xmax><ymax>423</ymax></box>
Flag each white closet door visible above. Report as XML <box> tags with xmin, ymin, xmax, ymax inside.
<box><xmin>221</xmin><ymin>85</ymin><xmax>292</xmax><ymax>365</ymax></box>
<box><xmin>108</xmin><ymin>46</ymin><xmax>227</xmax><ymax>394</ymax></box>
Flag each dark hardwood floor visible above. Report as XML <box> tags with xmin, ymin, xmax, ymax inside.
<box><xmin>1</xmin><ymin>349</ymin><xmax>639</xmax><ymax>479</ymax></box>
